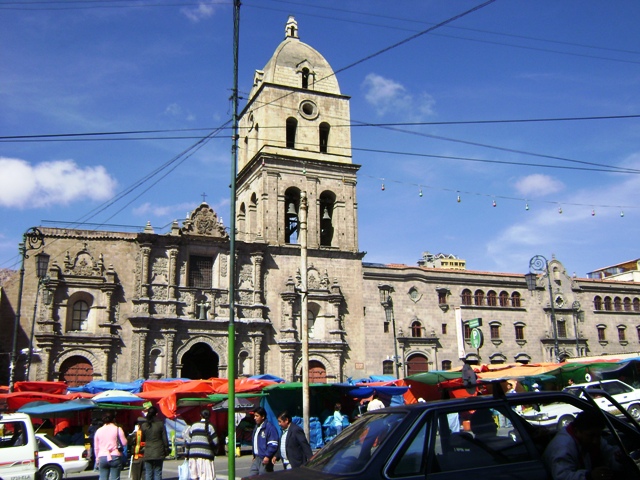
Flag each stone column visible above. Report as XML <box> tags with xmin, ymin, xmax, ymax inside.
<box><xmin>250</xmin><ymin>333</ymin><xmax>264</xmax><ymax>375</ymax></box>
<box><xmin>162</xmin><ymin>329</ymin><xmax>177</xmax><ymax>378</ymax></box>
<box><xmin>141</xmin><ymin>246</ymin><xmax>151</xmax><ymax>298</ymax></box>
<box><xmin>168</xmin><ymin>248</ymin><xmax>178</xmax><ymax>300</ymax></box>
<box><xmin>133</xmin><ymin>328</ymin><xmax>149</xmax><ymax>379</ymax></box>
<box><xmin>102</xmin><ymin>348</ymin><xmax>111</xmax><ymax>380</ymax></box>
<box><xmin>253</xmin><ymin>255</ymin><xmax>263</xmax><ymax>304</ymax></box>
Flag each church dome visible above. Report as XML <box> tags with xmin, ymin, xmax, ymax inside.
<box><xmin>250</xmin><ymin>17</ymin><xmax>341</xmax><ymax>98</ymax></box>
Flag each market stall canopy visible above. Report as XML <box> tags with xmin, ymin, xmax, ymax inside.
<box><xmin>212</xmin><ymin>396</ymin><xmax>256</xmax><ymax>411</ymax></box>
<box><xmin>68</xmin><ymin>379</ymin><xmax>145</xmax><ymax>394</ymax></box>
<box><xmin>18</xmin><ymin>398</ymin><xmax>96</xmax><ymax>418</ymax></box>
<box><xmin>92</xmin><ymin>390</ymin><xmax>144</xmax><ymax>403</ymax></box>
<box><xmin>13</xmin><ymin>381</ymin><xmax>68</xmax><ymax>394</ymax></box>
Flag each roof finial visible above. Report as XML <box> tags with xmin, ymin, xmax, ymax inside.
<box><xmin>285</xmin><ymin>16</ymin><xmax>299</xmax><ymax>39</ymax></box>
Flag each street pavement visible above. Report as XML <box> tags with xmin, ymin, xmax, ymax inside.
<box><xmin>68</xmin><ymin>455</ymin><xmax>258</xmax><ymax>480</ymax></box>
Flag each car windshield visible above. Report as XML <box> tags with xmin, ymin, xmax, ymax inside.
<box><xmin>306</xmin><ymin>412</ymin><xmax>406</xmax><ymax>474</ymax></box>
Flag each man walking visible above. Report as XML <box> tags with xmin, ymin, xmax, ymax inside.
<box><xmin>248</xmin><ymin>407</ymin><xmax>279</xmax><ymax>476</ymax></box>
<box><xmin>273</xmin><ymin>411</ymin><xmax>313</xmax><ymax>470</ymax></box>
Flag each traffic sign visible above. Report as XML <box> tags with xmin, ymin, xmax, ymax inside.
<box><xmin>467</xmin><ymin>317</ymin><xmax>482</xmax><ymax>328</ymax></box>
<box><xmin>470</xmin><ymin>328</ymin><xmax>483</xmax><ymax>349</ymax></box>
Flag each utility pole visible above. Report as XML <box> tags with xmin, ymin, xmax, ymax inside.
<box><xmin>300</xmin><ymin>191</ymin><xmax>310</xmax><ymax>439</ymax></box>
<box><xmin>227</xmin><ymin>0</ymin><xmax>240</xmax><ymax>478</ymax></box>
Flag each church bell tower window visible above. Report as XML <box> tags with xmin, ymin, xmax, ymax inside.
<box><xmin>319</xmin><ymin>122</ymin><xmax>330</xmax><ymax>153</ymax></box>
<box><xmin>301</xmin><ymin>67</ymin><xmax>309</xmax><ymax>89</ymax></box>
<box><xmin>285</xmin><ymin>188</ymin><xmax>301</xmax><ymax>244</ymax></box>
<box><xmin>286</xmin><ymin>117</ymin><xmax>297</xmax><ymax>148</ymax></box>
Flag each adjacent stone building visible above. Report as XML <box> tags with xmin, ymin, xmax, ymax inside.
<box><xmin>2</xmin><ymin>17</ymin><xmax>640</xmax><ymax>387</ymax></box>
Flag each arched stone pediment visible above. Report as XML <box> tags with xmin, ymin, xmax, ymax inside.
<box><xmin>181</xmin><ymin>203</ymin><xmax>228</xmax><ymax>238</ymax></box>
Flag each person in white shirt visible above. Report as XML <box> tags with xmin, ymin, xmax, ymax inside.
<box><xmin>367</xmin><ymin>393</ymin><xmax>384</xmax><ymax>412</ymax></box>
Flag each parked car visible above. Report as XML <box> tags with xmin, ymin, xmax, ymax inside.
<box><xmin>36</xmin><ymin>433</ymin><xmax>89</xmax><ymax>480</ymax></box>
<box><xmin>0</xmin><ymin>412</ymin><xmax>39</xmax><ymax>480</ymax></box>
<box><xmin>564</xmin><ymin>379</ymin><xmax>640</xmax><ymax>420</ymax></box>
<box><xmin>243</xmin><ymin>388</ymin><xmax>640</xmax><ymax>480</ymax></box>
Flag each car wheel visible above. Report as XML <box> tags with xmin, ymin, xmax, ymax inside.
<box><xmin>557</xmin><ymin>415</ymin><xmax>574</xmax><ymax>430</ymax></box>
<box><xmin>628</xmin><ymin>403</ymin><xmax>640</xmax><ymax>420</ymax></box>
<box><xmin>40</xmin><ymin>464</ymin><xmax>63</xmax><ymax>480</ymax></box>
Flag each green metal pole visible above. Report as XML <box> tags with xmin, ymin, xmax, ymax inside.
<box><xmin>228</xmin><ymin>0</ymin><xmax>240</xmax><ymax>477</ymax></box>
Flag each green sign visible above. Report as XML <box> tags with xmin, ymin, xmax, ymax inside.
<box><xmin>467</xmin><ymin>317</ymin><xmax>482</xmax><ymax>328</ymax></box>
<box><xmin>470</xmin><ymin>328</ymin><xmax>483</xmax><ymax>349</ymax></box>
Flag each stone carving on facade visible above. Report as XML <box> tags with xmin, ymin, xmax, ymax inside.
<box><xmin>220</xmin><ymin>255</ymin><xmax>228</xmax><ymax>277</ymax></box>
<box><xmin>64</xmin><ymin>244</ymin><xmax>104</xmax><ymax>276</ymax></box>
<box><xmin>151</xmin><ymin>256</ymin><xmax>169</xmax><ymax>284</ymax></box>
<box><xmin>181</xmin><ymin>203</ymin><xmax>229</xmax><ymax>238</ymax></box>
<box><xmin>238</xmin><ymin>262</ymin><xmax>254</xmax><ymax>290</ymax></box>
<box><xmin>150</xmin><ymin>285</ymin><xmax>167</xmax><ymax>300</ymax></box>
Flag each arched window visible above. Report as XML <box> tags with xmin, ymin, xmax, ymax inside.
<box><xmin>71</xmin><ymin>300</ymin><xmax>89</xmax><ymax>331</ymax></box>
<box><xmin>624</xmin><ymin>297</ymin><xmax>632</xmax><ymax>311</ymax></box>
<box><xmin>411</xmin><ymin>321</ymin><xmax>422</xmax><ymax>338</ymax></box>
<box><xmin>634</xmin><ymin>298</ymin><xmax>640</xmax><ymax>312</ymax></box>
<box><xmin>604</xmin><ymin>296</ymin><xmax>612</xmax><ymax>311</ymax></box>
<box><xmin>301</xmin><ymin>67</ymin><xmax>310</xmax><ymax>89</ymax></box>
<box><xmin>319</xmin><ymin>191</ymin><xmax>335</xmax><ymax>247</ymax></box>
<box><xmin>238</xmin><ymin>203</ymin><xmax>246</xmax><ymax>240</ymax></box>
<box><xmin>286</xmin><ymin>117</ymin><xmax>297</xmax><ymax>148</ymax></box>
<box><xmin>248</xmin><ymin>193</ymin><xmax>258</xmax><ymax>240</ymax></box>
<box><xmin>284</xmin><ymin>188</ymin><xmax>300</xmax><ymax>244</ymax></box>
<box><xmin>319</xmin><ymin>122</ymin><xmax>330</xmax><ymax>153</ymax></box>
<box><xmin>499</xmin><ymin>291</ymin><xmax>509</xmax><ymax>307</ymax></box>
<box><xmin>149</xmin><ymin>348</ymin><xmax>163</xmax><ymax>375</ymax></box>
<box><xmin>461</xmin><ymin>289</ymin><xmax>472</xmax><ymax>306</ymax></box>
<box><xmin>487</xmin><ymin>291</ymin><xmax>497</xmax><ymax>307</ymax></box>
<box><xmin>511</xmin><ymin>292</ymin><xmax>521</xmax><ymax>308</ymax></box>
<box><xmin>614</xmin><ymin>297</ymin><xmax>622</xmax><ymax>311</ymax></box>
<box><xmin>594</xmin><ymin>296</ymin><xmax>603</xmax><ymax>310</ymax></box>
<box><xmin>474</xmin><ymin>290</ymin><xmax>484</xmax><ymax>306</ymax></box>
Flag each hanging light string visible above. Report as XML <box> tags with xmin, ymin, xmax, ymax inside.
<box><xmin>364</xmin><ymin>173</ymin><xmax>634</xmax><ymax>215</ymax></box>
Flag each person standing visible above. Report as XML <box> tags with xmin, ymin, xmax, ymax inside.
<box><xmin>183</xmin><ymin>409</ymin><xmax>218</xmax><ymax>480</ymax></box>
<box><xmin>140</xmin><ymin>406</ymin><xmax>169</xmax><ymax>480</ymax></box>
<box><xmin>367</xmin><ymin>393</ymin><xmax>384</xmax><ymax>412</ymax></box>
<box><xmin>273</xmin><ymin>411</ymin><xmax>313</xmax><ymax>470</ymax></box>
<box><xmin>248</xmin><ymin>407</ymin><xmax>279</xmax><ymax>476</ymax></box>
<box><xmin>127</xmin><ymin>417</ymin><xmax>146</xmax><ymax>480</ymax></box>
<box><xmin>93</xmin><ymin>412</ymin><xmax>127</xmax><ymax>480</ymax></box>
<box><xmin>331</xmin><ymin>403</ymin><xmax>345</xmax><ymax>436</ymax></box>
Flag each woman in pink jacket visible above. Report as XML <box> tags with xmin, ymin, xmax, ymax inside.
<box><xmin>93</xmin><ymin>412</ymin><xmax>128</xmax><ymax>480</ymax></box>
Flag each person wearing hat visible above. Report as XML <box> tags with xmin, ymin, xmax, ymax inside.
<box><xmin>128</xmin><ymin>417</ymin><xmax>147</xmax><ymax>480</ymax></box>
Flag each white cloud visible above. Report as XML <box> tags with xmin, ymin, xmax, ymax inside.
<box><xmin>181</xmin><ymin>3</ymin><xmax>216</xmax><ymax>22</ymax></box>
<box><xmin>362</xmin><ymin>73</ymin><xmax>435</xmax><ymax>118</ymax></box>
<box><xmin>0</xmin><ymin>157</ymin><xmax>117</xmax><ymax>208</ymax></box>
<box><xmin>514</xmin><ymin>174</ymin><xmax>564</xmax><ymax>197</ymax></box>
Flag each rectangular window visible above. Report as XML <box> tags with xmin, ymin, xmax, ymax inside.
<box><xmin>557</xmin><ymin>321</ymin><xmax>567</xmax><ymax>338</ymax></box>
<box><xmin>442</xmin><ymin>323</ymin><xmax>447</xmax><ymax>335</ymax></box>
<box><xmin>189</xmin><ymin>256</ymin><xmax>213</xmax><ymax>289</ymax></box>
<box><xmin>515</xmin><ymin>325</ymin><xmax>524</xmax><ymax>340</ymax></box>
<box><xmin>382</xmin><ymin>360</ymin><xmax>393</xmax><ymax>375</ymax></box>
<box><xmin>598</xmin><ymin>327</ymin><xmax>606</xmax><ymax>341</ymax></box>
<box><xmin>463</xmin><ymin>324</ymin><xmax>471</xmax><ymax>340</ymax></box>
<box><xmin>490</xmin><ymin>325</ymin><xmax>500</xmax><ymax>339</ymax></box>
<box><xmin>442</xmin><ymin>360</ymin><xmax>452</xmax><ymax>370</ymax></box>
<box><xmin>438</xmin><ymin>291</ymin><xmax>448</xmax><ymax>304</ymax></box>
<box><xmin>618</xmin><ymin>328</ymin><xmax>626</xmax><ymax>342</ymax></box>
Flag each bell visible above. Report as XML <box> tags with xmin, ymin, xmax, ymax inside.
<box><xmin>286</xmin><ymin>202</ymin><xmax>297</xmax><ymax>215</ymax></box>
<box><xmin>322</xmin><ymin>207</ymin><xmax>331</xmax><ymax>220</ymax></box>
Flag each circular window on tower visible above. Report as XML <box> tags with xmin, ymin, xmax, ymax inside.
<box><xmin>299</xmin><ymin>100</ymin><xmax>319</xmax><ymax>120</ymax></box>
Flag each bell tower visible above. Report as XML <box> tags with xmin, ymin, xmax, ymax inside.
<box><xmin>236</xmin><ymin>16</ymin><xmax>359</xmax><ymax>252</ymax></box>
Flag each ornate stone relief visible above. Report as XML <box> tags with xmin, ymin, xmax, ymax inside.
<box><xmin>181</xmin><ymin>203</ymin><xmax>228</xmax><ymax>238</ymax></box>
<box><xmin>151</xmin><ymin>256</ymin><xmax>169</xmax><ymax>284</ymax></box>
<box><xmin>64</xmin><ymin>244</ymin><xmax>104</xmax><ymax>276</ymax></box>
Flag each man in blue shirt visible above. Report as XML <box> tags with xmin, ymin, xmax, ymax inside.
<box><xmin>249</xmin><ymin>407</ymin><xmax>279</xmax><ymax>476</ymax></box>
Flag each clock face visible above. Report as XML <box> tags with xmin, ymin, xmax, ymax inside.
<box><xmin>555</xmin><ymin>295</ymin><xmax>565</xmax><ymax>308</ymax></box>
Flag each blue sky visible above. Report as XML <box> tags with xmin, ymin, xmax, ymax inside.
<box><xmin>2</xmin><ymin>1</ymin><xmax>640</xmax><ymax>277</ymax></box>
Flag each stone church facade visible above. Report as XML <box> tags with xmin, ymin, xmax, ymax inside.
<box><xmin>2</xmin><ymin>17</ymin><xmax>640</xmax><ymax>386</ymax></box>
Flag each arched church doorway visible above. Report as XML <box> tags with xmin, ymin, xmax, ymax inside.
<box><xmin>181</xmin><ymin>343</ymin><xmax>219</xmax><ymax>379</ymax></box>
<box><xmin>308</xmin><ymin>360</ymin><xmax>327</xmax><ymax>383</ymax></box>
<box><xmin>406</xmin><ymin>353</ymin><xmax>428</xmax><ymax>376</ymax></box>
<box><xmin>60</xmin><ymin>356</ymin><xmax>93</xmax><ymax>387</ymax></box>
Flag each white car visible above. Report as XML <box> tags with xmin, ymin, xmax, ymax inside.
<box><xmin>522</xmin><ymin>379</ymin><xmax>640</xmax><ymax>429</ymax></box>
<box><xmin>36</xmin><ymin>433</ymin><xmax>89</xmax><ymax>480</ymax></box>
<box><xmin>564</xmin><ymin>379</ymin><xmax>640</xmax><ymax>420</ymax></box>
